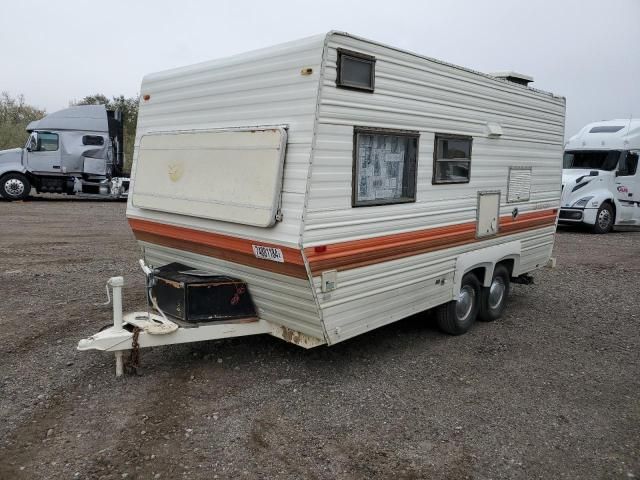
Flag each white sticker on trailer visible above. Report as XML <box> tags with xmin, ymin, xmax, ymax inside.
<box><xmin>252</xmin><ymin>245</ymin><xmax>284</xmax><ymax>263</ymax></box>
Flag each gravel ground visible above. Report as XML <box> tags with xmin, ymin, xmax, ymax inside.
<box><xmin>0</xmin><ymin>198</ymin><xmax>638</xmax><ymax>480</ymax></box>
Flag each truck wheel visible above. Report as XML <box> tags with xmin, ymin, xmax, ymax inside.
<box><xmin>592</xmin><ymin>202</ymin><xmax>614</xmax><ymax>234</ymax></box>
<box><xmin>479</xmin><ymin>264</ymin><xmax>510</xmax><ymax>322</ymax></box>
<box><xmin>436</xmin><ymin>272</ymin><xmax>481</xmax><ymax>335</ymax></box>
<box><xmin>0</xmin><ymin>173</ymin><xmax>31</xmax><ymax>200</ymax></box>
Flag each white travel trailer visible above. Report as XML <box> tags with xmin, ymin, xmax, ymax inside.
<box><xmin>78</xmin><ymin>32</ymin><xmax>566</xmax><ymax>375</ymax></box>
<box><xmin>560</xmin><ymin>119</ymin><xmax>640</xmax><ymax>232</ymax></box>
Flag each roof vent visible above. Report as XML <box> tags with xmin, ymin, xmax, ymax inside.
<box><xmin>490</xmin><ymin>71</ymin><xmax>533</xmax><ymax>86</ymax></box>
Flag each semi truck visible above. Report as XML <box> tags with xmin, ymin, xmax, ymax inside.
<box><xmin>0</xmin><ymin>104</ymin><xmax>129</xmax><ymax>200</ymax></box>
<box><xmin>560</xmin><ymin>119</ymin><xmax>640</xmax><ymax>232</ymax></box>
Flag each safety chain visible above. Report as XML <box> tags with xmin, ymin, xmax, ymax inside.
<box><xmin>126</xmin><ymin>327</ymin><xmax>141</xmax><ymax>375</ymax></box>
<box><xmin>230</xmin><ymin>285</ymin><xmax>246</xmax><ymax>305</ymax></box>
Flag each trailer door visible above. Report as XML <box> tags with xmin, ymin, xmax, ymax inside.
<box><xmin>131</xmin><ymin>127</ymin><xmax>287</xmax><ymax>227</ymax></box>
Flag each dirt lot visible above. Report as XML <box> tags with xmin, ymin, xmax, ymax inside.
<box><xmin>0</xmin><ymin>198</ymin><xmax>638</xmax><ymax>480</ymax></box>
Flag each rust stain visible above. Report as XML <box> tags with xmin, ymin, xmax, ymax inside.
<box><xmin>277</xmin><ymin>326</ymin><xmax>323</xmax><ymax>348</ymax></box>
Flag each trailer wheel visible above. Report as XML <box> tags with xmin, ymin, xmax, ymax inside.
<box><xmin>479</xmin><ymin>264</ymin><xmax>510</xmax><ymax>322</ymax></box>
<box><xmin>0</xmin><ymin>172</ymin><xmax>31</xmax><ymax>200</ymax></box>
<box><xmin>436</xmin><ymin>272</ymin><xmax>481</xmax><ymax>335</ymax></box>
<box><xmin>592</xmin><ymin>202</ymin><xmax>614</xmax><ymax>234</ymax></box>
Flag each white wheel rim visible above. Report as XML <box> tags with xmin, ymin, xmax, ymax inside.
<box><xmin>5</xmin><ymin>178</ymin><xmax>25</xmax><ymax>196</ymax></box>
<box><xmin>456</xmin><ymin>285</ymin><xmax>475</xmax><ymax>321</ymax></box>
<box><xmin>597</xmin><ymin>209</ymin><xmax>611</xmax><ymax>230</ymax></box>
<box><xmin>488</xmin><ymin>277</ymin><xmax>506</xmax><ymax>310</ymax></box>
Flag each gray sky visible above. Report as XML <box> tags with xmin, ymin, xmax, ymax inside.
<box><xmin>1</xmin><ymin>0</ymin><xmax>638</xmax><ymax>138</ymax></box>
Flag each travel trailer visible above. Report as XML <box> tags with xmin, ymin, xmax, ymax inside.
<box><xmin>77</xmin><ymin>32</ymin><xmax>566</xmax><ymax>376</ymax></box>
<box><xmin>0</xmin><ymin>105</ymin><xmax>128</xmax><ymax>200</ymax></box>
<box><xmin>560</xmin><ymin>119</ymin><xmax>640</xmax><ymax>232</ymax></box>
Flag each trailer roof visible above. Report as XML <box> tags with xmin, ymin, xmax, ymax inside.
<box><xmin>141</xmin><ymin>31</ymin><xmax>564</xmax><ymax>102</ymax></box>
<box><xmin>328</xmin><ymin>31</ymin><xmax>563</xmax><ymax>100</ymax></box>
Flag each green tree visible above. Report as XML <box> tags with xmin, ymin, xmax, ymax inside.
<box><xmin>74</xmin><ymin>93</ymin><xmax>139</xmax><ymax>173</ymax></box>
<box><xmin>0</xmin><ymin>92</ymin><xmax>46</xmax><ymax>150</ymax></box>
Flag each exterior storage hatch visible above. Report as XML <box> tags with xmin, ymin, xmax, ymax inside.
<box><xmin>131</xmin><ymin>126</ymin><xmax>287</xmax><ymax>227</ymax></box>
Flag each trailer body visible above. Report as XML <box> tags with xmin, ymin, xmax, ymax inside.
<box><xmin>79</xmin><ymin>32</ymin><xmax>566</xmax><ymax>369</ymax></box>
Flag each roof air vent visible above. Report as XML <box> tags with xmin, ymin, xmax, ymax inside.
<box><xmin>490</xmin><ymin>71</ymin><xmax>533</xmax><ymax>87</ymax></box>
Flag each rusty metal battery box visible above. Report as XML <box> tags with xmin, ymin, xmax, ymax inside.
<box><xmin>151</xmin><ymin>263</ymin><xmax>256</xmax><ymax>323</ymax></box>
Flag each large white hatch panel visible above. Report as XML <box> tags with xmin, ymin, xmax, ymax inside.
<box><xmin>132</xmin><ymin>127</ymin><xmax>287</xmax><ymax>227</ymax></box>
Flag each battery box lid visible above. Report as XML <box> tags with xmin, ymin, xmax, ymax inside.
<box><xmin>154</xmin><ymin>262</ymin><xmax>241</xmax><ymax>285</ymax></box>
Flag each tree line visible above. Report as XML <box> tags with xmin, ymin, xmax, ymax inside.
<box><xmin>0</xmin><ymin>92</ymin><xmax>139</xmax><ymax>172</ymax></box>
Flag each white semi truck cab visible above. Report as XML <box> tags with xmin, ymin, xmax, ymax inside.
<box><xmin>0</xmin><ymin>104</ymin><xmax>129</xmax><ymax>200</ymax></box>
<box><xmin>560</xmin><ymin>119</ymin><xmax>640</xmax><ymax>233</ymax></box>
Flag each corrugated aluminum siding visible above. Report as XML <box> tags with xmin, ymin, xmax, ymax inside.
<box><xmin>143</xmin><ymin>243</ymin><xmax>324</xmax><ymax>340</ymax></box>
<box><xmin>128</xmin><ymin>34</ymin><xmax>326</xmax><ymax>247</ymax></box>
<box><xmin>127</xmin><ymin>36</ymin><xmax>327</xmax><ymax>340</ymax></box>
<box><xmin>305</xmin><ymin>33</ymin><xmax>564</xmax><ymax>344</ymax></box>
<box><xmin>304</xmin><ymin>32</ymin><xmax>565</xmax><ymax>245</ymax></box>
<box><xmin>317</xmin><ymin>226</ymin><xmax>556</xmax><ymax>344</ymax></box>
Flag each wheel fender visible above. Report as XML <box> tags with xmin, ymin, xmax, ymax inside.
<box><xmin>581</xmin><ymin>192</ymin><xmax>616</xmax><ymax>226</ymax></box>
<box><xmin>0</xmin><ymin>165</ymin><xmax>28</xmax><ymax>178</ymax></box>
<box><xmin>453</xmin><ymin>241</ymin><xmax>521</xmax><ymax>295</ymax></box>
<box><xmin>580</xmin><ymin>189</ymin><xmax>613</xmax><ymax>210</ymax></box>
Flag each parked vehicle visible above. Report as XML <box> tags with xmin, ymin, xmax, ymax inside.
<box><xmin>560</xmin><ymin>119</ymin><xmax>640</xmax><ymax>232</ymax></box>
<box><xmin>0</xmin><ymin>105</ymin><xmax>129</xmax><ymax>200</ymax></box>
<box><xmin>78</xmin><ymin>32</ymin><xmax>566</xmax><ymax>375</ymax></box>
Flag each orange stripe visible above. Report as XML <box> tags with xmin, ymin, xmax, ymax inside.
<box><xmin>129</xmin><ymin>218</ymin><xmax>304</xmax><ymax>265</ymax></box>
<box><xmin>128</xmin><ymin>209</ymin><xmax>557</xmax><ymax>279</ymax></box>
<box><xmin>304</xmin><ymin>209</ymin><xmax>558</xmax><ymax>274</ymax></box>
<box><xmin>128</xmin><ymin>218</ymin><xmax>308</xmax><ymax>279</ymax></box>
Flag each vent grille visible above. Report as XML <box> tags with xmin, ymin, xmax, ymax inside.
<box><xmin>507</xmin><ymin>167</ymin><xmax>532</xmax><ymax>203</ymax></box>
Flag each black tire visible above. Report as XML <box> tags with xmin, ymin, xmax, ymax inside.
<box><xmin>0</xmin><ymin>172</ymin><xmax>31</xmax><ymax>200</ymax></box>
<box><xmin>592</xmin><ymin>202</ymin><xmax>614</xmax><ymax>234</ymax></box>
<box><xmin>436</xmin><ymin>272</ymin><xmax>481</xmax><ymax>335</ymax></box>
<box><xmin>479</xmin><ymin>264</ymin><xmax>510</xmax><ymax>322</ymax></box>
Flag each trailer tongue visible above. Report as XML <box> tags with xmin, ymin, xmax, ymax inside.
<box><xmin>77</xmin><ymin>269</ymin><xmax>320</xmax><ymax>377</ymax></box>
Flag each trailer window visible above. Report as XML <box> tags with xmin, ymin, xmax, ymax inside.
<box><xmin>337</xmin><ymin>49</ymin><xmax>375</xmax><ymax>92</ymax></box>
<box><xmin>35</xmin><ymin>132</ymin><xmax>59</xmax><ymax>152</ymax></box>
<box><xmin>353</xmin><ymin>128</ymin><xmax>418</xmax><ymax>206</ymax></box>
<box><xmin>82</xmin><ymin>135</ymin><xmax>104</xmax><ymax>146</ymax></box>
<box><xmin>433</xmin><ymin>134</ymin><xmax>472</xmax><ymax>184</ymax></box>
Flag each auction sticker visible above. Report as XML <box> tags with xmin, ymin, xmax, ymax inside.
<box><xmin>252</xmin><ymin>245</ymin><xmax>284</xmax><ymax>263</ymax></box>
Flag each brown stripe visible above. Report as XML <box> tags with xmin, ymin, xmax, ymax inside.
<box><xmin>304</xmin><ymin>209</ymin><xmax>557</xmax><ymax>274</ymax></box>
<box><xmin>129</xmin><ymin>209</ymin><xmax>557</xmax><ymax>279</ymax></box>
<box><xmin>129</xmin><ymin>218</ymin><xmax>308</xmax><ymax>279</ymax></box>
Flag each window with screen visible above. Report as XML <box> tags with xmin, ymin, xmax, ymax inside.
<box><xmin>82</xmin><ymin>135</ymin><xmax>104</xmax><ymax>146</ymax></box>
<box><xmin>433</xmin><ymin>134</ymin><xmax>473</xmax><ymax>184</ymax></box>
<box><xmin>337</xmin><ymin>49</ymin><xmax>375</xmax><ymax>92</ymax></box>
<box><xmin>353</xmin><ymin>128</ymin><xmax>418</xmax><ymax>206</ymax></box>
